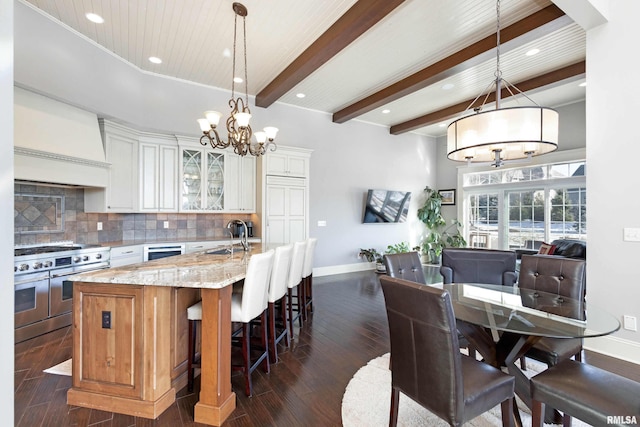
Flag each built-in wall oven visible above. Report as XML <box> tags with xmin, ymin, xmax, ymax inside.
<box><xmin>14</xmin><ymin>242</ymin><xmax>111</xmax><ymax>343</ymax></box>
<box><xmin>143</xmin><ymin>243</ymin><xmax>185</xmax><ymax>261</ymax></box>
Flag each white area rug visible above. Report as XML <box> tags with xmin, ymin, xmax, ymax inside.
<box><xmin>342</xmin><ymin>353</ymin><xmax>592</xmax><ymax>427</ymax></box>
<box><xmin>43</xmin><ymin>358</ymin><xmax>72</xmax><ymax>376</ymax></box>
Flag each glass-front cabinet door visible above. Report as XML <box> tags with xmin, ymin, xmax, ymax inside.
<box><xmin>180</xmin><ymin>148</ymin><xmax>225</xmax><ymax>211</ymax></box>
<box><xmin>206</xmin><ymin>152</ymin><xmax>224</xmax><ymax>210</ymax></box>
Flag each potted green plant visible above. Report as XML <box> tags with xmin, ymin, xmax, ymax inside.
<box><xmin>358</xmin><ymin>248</ymin><xmax>385</xmax><ymax>272</ymax></box>
<box><xmin>385</xmin><ymin>241</ymin><xmax>410</xmax><ymax>254</ymax></box>
<box><xmin>416</xmin><ymin>186</ymin><xmax>466</xmax><ymax>264</ymax></box>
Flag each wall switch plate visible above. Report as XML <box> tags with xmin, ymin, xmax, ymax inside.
<box><xmin>623</xmin><ymin>228</ymin><xmax>640</xmax><ymax>242</ymax></box>
<box><xmin>163</xmin><ymin>221</ymin><xmax>169</xmax><ymax>229</ymax></box>
<box><xmin>317</xmin><ymin>220</ymin><xmax>327</xmax><ymax>227</ymax></box>
<box><xmin>97</xmin><ymin>222</ymin><xmax>103</xmax><ymax>231</ymax></box>
<box><xmin>623</xmin><ymin>315</ymin><xmax>637</xmax><ymax>331</ymax></box>
<box><xmin>102</xmin><ymin>311</ymin><xmax>111</xmax><ymax>329</ymax></box>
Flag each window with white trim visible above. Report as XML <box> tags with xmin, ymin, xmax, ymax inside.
<box><xmin>463</xmin><ymin>161</ymin><xmax>586</xmax><ymax>250</ymax></box>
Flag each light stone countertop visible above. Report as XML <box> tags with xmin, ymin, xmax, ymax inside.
<box><xmin>68</xmin><ymin>243</ymin><xmax>280</xmax><ymax>289</ymax></box>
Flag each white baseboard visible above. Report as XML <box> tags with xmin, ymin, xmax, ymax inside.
<box><xmin>584</xmin><ymin>334</ymin><xmax>640</xmax><ymax>365</ymax></box>
<box><xmin>313</xmin><ymin>262</ymin><xmax>373</xmax><ymax>277</ymax></box>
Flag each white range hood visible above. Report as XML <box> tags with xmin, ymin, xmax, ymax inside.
<box><xmin>14</xmin><ymin>87</ymin><xmax>110</xmax><ymax>187</ymax></box>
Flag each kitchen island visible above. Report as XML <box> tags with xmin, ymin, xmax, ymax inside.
<box><xmin>66</xmin><ymin>243</ymin><xmax>277</xmax><ymax>426</ymax></box>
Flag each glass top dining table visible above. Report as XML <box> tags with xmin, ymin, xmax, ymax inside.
<box><xmin>443</xmin><ymin>283</ymin><xmax>620</xmax><ymax>339</ymax></box>
<box><xmin>442</xmin><ymin>283</ymin><xmax>621</xmax><ymax>427</ymax></box>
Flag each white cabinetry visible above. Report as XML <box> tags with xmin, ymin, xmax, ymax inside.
<box><xmin>110</xmin><ymin>245</ymin><xmax>144</xmax><ymax>267</ymax></box>
<box><xmin>139</xmin><ymin>138</ymin><xmax>178</xmax><ymax>212</ymax></box>
<box><xmin>85</xmin><ymin>120</ymin><xmax>180</xmax><ymax>213</ymax></box>
<box><xmin>225</xmin><ymin>154</ymin><xmax>256</xmax><ymax>212</ymax></box>
<box><xmin>265</xmin><ymin>176</ymin><xmax>308</xmax><ymax>244</ymax></box>
<box><xmin>85</xmin><ymin>120</ymin><xmax>138</xmax><ymax>212</ymax></box>
<box><xmin>177</xmin><ymin>136</ymin><xmax>255</xmax><ymax>212</ymax></box>
<box><xmin>265</xmin><ymin>148</ymin><xmax>309</xmax><ymax>178</ymax></box>
<box><xmin>262</xmin><ymin>146</ymin><xmax>312</xmax><ymax>245</ymax></box>
<box><xmin>179</xmin><ymin>147</ymin><xmax>225</xmax><ymax>211</ymax></box>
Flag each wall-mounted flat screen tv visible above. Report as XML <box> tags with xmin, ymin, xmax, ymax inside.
<box><xmin>362</xmin><ymin>189</ymin><xmax>411</xmax><ymax>223</ymax></box>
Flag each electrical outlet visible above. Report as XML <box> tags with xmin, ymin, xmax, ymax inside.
<box><xmin>623</xmin><ymin>315</ymin><xmax>637</xmax><ymax>331</ymax></box>
<box><xmin>102</xmin><ymin>311</ymin><xmax>111</xmax><ymax>329</ymax></box>
<box><xmin>623</xmin><ymin>228</ymin><xmax>640</xmax><ymax>242</ymax></box>
<box><xmin>163</xmin><ymin>221</ymin><xmax>169</xmax><ymax>229</ymax></box>
<box><xmin>97</xmin><ymin>222</ymin><xmax>103</xmax><ymax>231</ymax></box>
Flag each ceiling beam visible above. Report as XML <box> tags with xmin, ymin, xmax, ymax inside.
<box><xmin>255</xmin><ymin>0</ymin><xmax>406</xmax><ymax>108</ymax></box>
<box><xmin>389</xmin><ymin>60</ymin><xmax>586</xmax><ymax>135</ymax></box>
<box><xmin>332</xmin><ymin>4</ymin><xmax>570</xmax><ymax>124</ymax></box>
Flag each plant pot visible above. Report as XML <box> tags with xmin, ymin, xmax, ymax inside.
<box><xmin>375</xmin><ymin>262</ymin><xmax>386</xmax><ymax>273</ymax></box>
<box><xmin>428</xmin><ymin>252</ymin><xmax>441</xmax><ymax>265</ymax></box>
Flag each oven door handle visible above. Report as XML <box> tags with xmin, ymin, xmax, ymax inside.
<box><xmin>14</xmin><ymin>273</ymin><xmax>50</xmax><ymax>285</ymax></box>
<box><xmin>50</xmin><ymin>263</ymin><xmax>110</xmax><ymax>278</ymax></box>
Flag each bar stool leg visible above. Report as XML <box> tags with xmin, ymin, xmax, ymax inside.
<box><xmin>187</xmin><ymin>319</ymin><xmax>197</xmax><ymax>392</ymax></box>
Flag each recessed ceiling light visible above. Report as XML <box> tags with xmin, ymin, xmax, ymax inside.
<box><xmin>222</xmin><ymin>48</ymin><xmax>231</xmax><ymax>58</ymax></box>
<box><xmin>382</xmin><ymin>109</ymin><xmax>391</xmax><ymax>114</ymax></box>
<box><xmin>148</xmin><ymin>57</ymin><xmax>162</xmax><ymax>64</ymax></box>
<box><xmin>441</xmin><ymin>83</ymin><xmax>455</xmax><ymax>90</ymax></box>
<box><xmin>233</xmin><ymin>77</ymin><xmax>243</xmax><ymax>83</ymax></box>
<box><xmin>296</xmin><ymin>93</ymin><xmax>306</xmax><ymax>98</ymax></box>
<box><xmin>525</xmin><ymin>48</ymin><xmax>540</xmax><ymax>56</ymax></box>
<box><xmin>439</xmin><ymin>122</ymin><xmax>447</xmax><ymax>128</ymax></box>
<box><xmin>85</xmin><ymin>13</ymin><xmax>104</xmax><ymax>24</ymax></box>
<box><xmin>579</xmin><ymin>82</ymin><xmax>587</xmax><ymax>87</ymax></box>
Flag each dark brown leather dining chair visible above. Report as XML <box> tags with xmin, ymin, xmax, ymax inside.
<box><xmin>440</xmin><ymin>248</ymin><xmax>518</xmax><ymax>286</ymax></box>
<box><xmin>382</xmin><ymin>251</ymin><xmax>426</xmax><ymax>284</ymax></box>
<box><xmin>518</xmin><ymin>254</ymin><xmax>586</xmax><ymax>369</ymax></box>
<box><xmin>380</xmin><ymin>276</ymin><xmax>515</xmax><ymax>427</ymax></box>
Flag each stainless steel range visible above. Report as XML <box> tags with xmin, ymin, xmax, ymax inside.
<box><xmin>14</xmin><ymin>241</ymin><xmax>110</xmax><ymax>343</ymax></box>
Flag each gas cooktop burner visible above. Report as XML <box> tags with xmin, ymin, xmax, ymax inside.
<box><xmin>14</xmin><ymin>245</ymin><xmax>82</xmax><ymax>257</ymax></box>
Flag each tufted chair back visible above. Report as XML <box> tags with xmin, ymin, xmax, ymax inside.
<box><xmin>440</xmin><ymin>248</ymin><xmax>517</xmax><ymax>286</ymax></box>
<box><xmin>518</xmin><ymin>254</ymin><xmax>586</xmax><ymax>302</ymax></box>
<box><xmin>517</xmin><ymin>254</ymin><xmax>586</xmax><ymax>368</ymax></box>
<box><xmin>383</xmin><ymin>252</ymin><xmax>426</xmax><ymax>284</ymax></box>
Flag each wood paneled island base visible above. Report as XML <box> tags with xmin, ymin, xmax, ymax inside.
<box><xmin>65</xmin><ymin>247</ymin><xmax>269</xmax><ymax>425</ymax></box>
<box><xmin>67</xmin><ymin>386</ymin><xmax>176</xmax><ymax>419</ymax></box>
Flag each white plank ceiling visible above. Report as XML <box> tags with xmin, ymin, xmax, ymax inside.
<box><xmin>20</xmin><ymin>0</ymin><xmax>586</xmax><ymax>137</ymax></box>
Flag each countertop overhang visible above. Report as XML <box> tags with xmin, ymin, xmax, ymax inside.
<box><xmin>69</xmin><ymin>243</ymin><xmax>277</xmax><ymax>288</ymax></box>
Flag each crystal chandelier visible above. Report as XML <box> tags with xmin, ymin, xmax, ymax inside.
<box><xmin>446</xmin><ymin>0</ymin><xmax>558</xmax><ymax>168</ymax></box>
<box><xmin>197</xmin><ymin>2</ymin><xmax>278</xmax><ymax>157</ymax></box>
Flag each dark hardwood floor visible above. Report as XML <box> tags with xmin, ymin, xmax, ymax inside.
<box><xmin>14</xmin><ymin>270</ymin><xmax>640</xmax><ymax>426</ymax></box>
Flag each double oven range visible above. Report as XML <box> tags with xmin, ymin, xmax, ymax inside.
<box><xmin>14</xmin><ymin>242</ymin><xmax>111</xmax><ymax>343</ymax></box>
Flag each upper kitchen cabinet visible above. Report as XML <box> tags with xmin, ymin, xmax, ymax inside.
<box><xmin>177</xmin><ymin>137</ymin><xmax>225</xmax><ymax>212</ymax></box>
<box><xmin>139</xmin><ymin>136</ymin><xmax>178</xmax><ymax>212</ymax></box>
<box><xmin>85</xmin><ymin>121</ymin><xmax>180</xmax><ymax>213</ymax></box>
<box><xmin>224</xmin><ymin>154</ymin><xmax>256</xmax><ymax>213</ymax></box>
<box><xmin>176</xmin><ymin>136</ymin><xmax>256</xmax><ymax>213</ymax></box>
<box><xmin>260</xmin><ymin>145</ymin><xmax>313</xmax><ymax>245</ymax></box>
<box><xmin>85</xmin><ymin>120</ymin><xmax>138</xmax><ymax>212</ymax></box>
<box><xmin>265</xmin><ymin>146</ymin><xmax>310</xmax><ymax>178</ymax></box>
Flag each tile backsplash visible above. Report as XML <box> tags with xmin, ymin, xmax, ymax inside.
<box><xmin>14</xmin><ymin>183</ymin><xmax>255</xmax><ymax>246</ymax></box>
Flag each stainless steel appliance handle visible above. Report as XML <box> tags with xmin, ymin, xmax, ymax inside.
<box><xmin>14</xmin><ymin>273</ymin><xmax>50</xmax><ymax>285</ymax></box>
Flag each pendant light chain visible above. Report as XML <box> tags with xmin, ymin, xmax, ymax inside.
<box><xmin>243</xmin><ymin>13</ymin><xmax>249</xmax><ymax>108</ymax></box>
<box><xmin>495</xmin><ymin>0</ymin><xmax>502</xmax><ymax>108</ymax></box>
<box><xmin>231</xmin><ymin>12</ymin><xmax>238</xmax><ymax>100</ymax></box>
<box><xmin>196</xmin><ymin>3</ymin><xmax>279</xmax><ymax>157</ymax></box>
